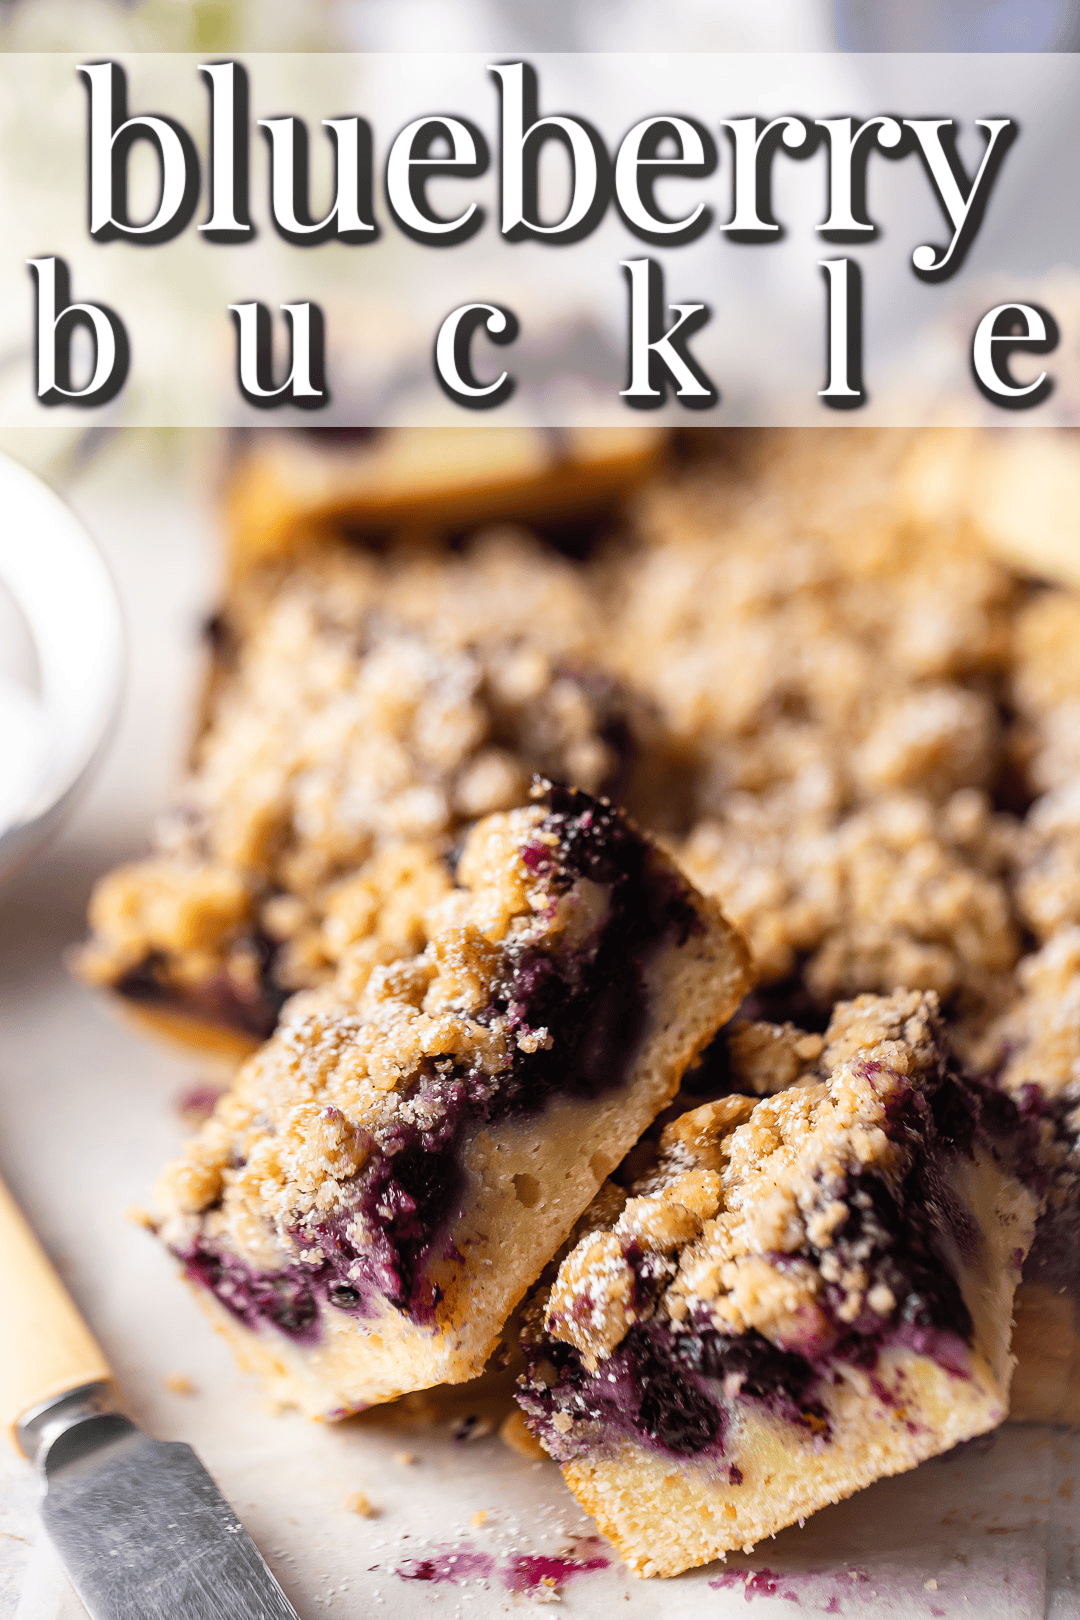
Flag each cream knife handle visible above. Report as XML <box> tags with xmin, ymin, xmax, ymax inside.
<box><xmin>0</xmin><ymin>1175</ymin><xmax>112</xmax><ymax>1453</ymax></box>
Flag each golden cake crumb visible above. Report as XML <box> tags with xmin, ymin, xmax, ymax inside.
<box><xmin>163</xmin><ymin>1372</ymin><xmax>196</xmax><ymax>1396</ymax></box>
<box><xmin>344</xmin><ymin>1491</ymin><xmax>377</xmax><ymax>1517</ymax></box>
<box><xmin>500</xmin><ymin>1410</ymin><xmax>548</xmax><ymax>1459</ymax></box>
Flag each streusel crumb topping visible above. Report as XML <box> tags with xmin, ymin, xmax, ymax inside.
<box><xmin>543</xmin><ymin>991</ymin><xmax>942</xmax><ymax>1371</ymax></box>
<box><xmin>154</xmin><ymin>805</ymin><xmax>569</xmax><ymax>1259</ymax></box>
<box><xmin>986</xmin><ymin>927</ymin><xmax>1080</xmax><ymax>1105</ymax></box>
<box><xmin>1014</xmin><ymin>783</ymin><xmax>1080</xmax><ymax>944</ymax></box>
<box><xmin>683</xmin><ymin>791</ymin><xmax>1017</xmax><ymax>1008</ymax></box>
<box><xmin>725</xmin><ymin>1021</ymin><xmax>823</xmax><ymax>1096</ymax></box>
<box><xmin>81</xmin><ymin>529</ymin><xmax>665</xmax><ymax>1002</ymax></box>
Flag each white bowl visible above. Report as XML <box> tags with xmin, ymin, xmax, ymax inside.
<box><xmin>0</xmin><ymin>453</ymin><xmax>124</xmax><ymax>884</ymax></box>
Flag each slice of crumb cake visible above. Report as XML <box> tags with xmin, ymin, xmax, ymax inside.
<box><xmin>516</xmin><ymin>991</ymin><xmax>1039</xmax><ymax>1578</ymax></box>
<box><xmin>152</xmin><ymin>785</ymin><xmax>750</xmax><ymax>1419</ymax></box>
<box><xmin>224</xmin><ymin>426</ymin><xmax>665</xmax><ymax>579</ymax></box>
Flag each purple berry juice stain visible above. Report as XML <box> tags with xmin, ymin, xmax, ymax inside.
<box><xmin>710</xmin><ymin>1570</ymin><xmax>745</xmax><ymax>1590</ymax></box>
<box><xmin>502</xmin><ymin>1549</ymin><xmax>610</xmax><ymax>1593</ymax></box>
<box><xmin>395</xmin><ymin>1547</ymin><xmax>495</xmax><ymax>1584</ymax></box>
<box><xmin>709</xmin><ymin>1568</ymin><xmax>799</xmax><ymax>1603</ymax></box>
<box><xmin>392</xmin><ymin>1535</ymin><xmax>608</xmax><ymax>1594</ymax></box>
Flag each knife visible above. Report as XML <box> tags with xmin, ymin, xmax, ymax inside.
<box><xmin>0</xmin><ymin>1174</ymin><xmax>302</xmax><ymax>1619</ymax></box>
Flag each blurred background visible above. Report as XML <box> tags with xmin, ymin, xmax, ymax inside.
<box><xmin>1</xmin><ymin>0</ymin><xmax>1079</xmax><ymax>51</ymax></box>
<box><xmin>4</xmin><ymin>0</ymin><xmax>829</xmax><ymax>52</ymax></box>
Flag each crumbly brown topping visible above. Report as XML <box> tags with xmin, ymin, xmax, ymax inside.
<box><xmin>725</xmin><ymin>1021</ymin><xmax>823</xmax><ymax>1097</ymax></box>
<box><xmin>81</xmin><ymin>529</ymin><xmax>663</xmax><ymax>1000</ymax></box>
<box><xmin>984</xmin><ymin>928</ymin><xmax>1080</xmax><ymax>1106</ymax></box>
<box><xmin>543</xmin><ymin>991</ymin><xmax>942</xmax><ymax>1370</ymax></box>
<box><xmin>1011</xmin><ymin>590</ymin><xmax>1080</xmax><ymax>795</ymax></box>
<box><xmin>607</xmin><ymin>434</ymin><xmax>1016</xmax><ymax>809</ymax></box>
<box><xmin>683</xmin><ymin>789</ymin><xmax>1017</xmax><ymax>1008</ymax></box>
<box><xmin>597</xmin><ymin>432</ymin><xmax>1028</xmax><ymax>1032</ymax></box>
<box><xmin>81</xmin><ymin>858</ymin><xmax>255</xmax><ymax>986</ymax></box>
<box><xmin>1013</xmin><ymin>783</ymin><xmax>1080</xmax><ymax>944</ymax></box>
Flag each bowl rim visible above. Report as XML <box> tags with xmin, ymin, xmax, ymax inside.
<box><xmin>0</xmin><ymin>451</ymin><xmax>125</xmax><ymax>882</ymax></box>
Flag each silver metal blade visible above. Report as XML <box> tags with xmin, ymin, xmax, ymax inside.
<box><xmin>40</xmin><ymin>1415</ymin><xmax>300</xmax><ymax>1620</ymax></box>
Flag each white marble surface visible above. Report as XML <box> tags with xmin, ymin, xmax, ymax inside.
<box><xmin>0</xmin><ymin>432</ymin><xmax>1078</xmax><ymax>1620</ymax></box>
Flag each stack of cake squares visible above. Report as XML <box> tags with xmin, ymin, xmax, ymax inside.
<box><xmin>81</xmin><ymin>427</ymin><xmax>1080</xmax><ymax>1575</ymax></box>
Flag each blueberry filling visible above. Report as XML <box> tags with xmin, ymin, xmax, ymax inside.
<box><xmin>183</xmin><ymin>786</ymin><xmax>704</xmax><ymax>1342</ymax></box>
<box><xmin>116</xmin><ymin>930</ymin><xmax>288</xmax><ymax>1041</ymax></box>
<box><xmin>183</xmin><ymin>1247</ymin><xmax>323</xmax><ymax>1344</ymax></box>
<box><xmin>673</xmin><ymin>1326</ymin><xmax>823</xmax><ymax>1424</ymax></box>
<box><xmin>636</xmin><ymin>1342</ymin><xmax>725</xmax><ymax>1454</ymax></box>
<box><xmin>1025</xmin><ymin>1202</ymin><xmax>1080</xmax><ymax>1300</ymax></box>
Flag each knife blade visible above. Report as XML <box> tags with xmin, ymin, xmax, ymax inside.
<box><xmin>2</xmin><ymin>1177</ymin><xmax>302</xmax><ymax>1620</ymax></box>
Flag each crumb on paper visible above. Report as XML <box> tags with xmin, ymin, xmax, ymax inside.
<box><xmin>125</xmin><ymin>1204</ymin><xmax>154</xmax><ymax>1230</ymax></box>
<box><xmin>925</xmin><ymin>1578</ymin><xmax>939</xmax><ymax>1591</ymax></box>
<box><xmin>345</xmin><ymin>1491</ymin><xmax>377</xmax><ymax>1518</ymax></box>
<box><xmin>395</xmin><ymin>1451</ymin><xmax>418</xmax><ymax>1466</ymax></box>
<box><xmin>533</xmin><ymin>1576</ymin><xmax>562</xmax><ymax>1604</ymax></box>
<box><xmin>499</xmin><ymin>1410</ymin><xmax>547</xmax><ymax>1460</ymax></box>
<box><xmin>163</xmin><ymin>1372</ymin><xmax>195</xmax><ymax>1396</ymax></box>
<box><xmin>470</xmin><ymin>1511</ymin><xmax>489</xmax><ymax>1529</ymax></box>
